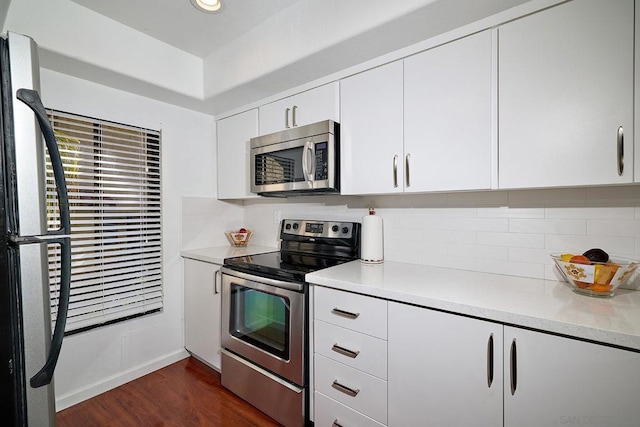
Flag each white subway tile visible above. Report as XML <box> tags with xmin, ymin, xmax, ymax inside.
<box><xmin>509</xmin><ymin>247</ymin><xmax>555</xmax><ymax>264</ymax></box>
<box><xmin>448</xmin><ymin>217</ymin><xmax>508</xmax><ymax>232</ymax></box>
<box><xmin>509</xmin><ymin>218</ymin><xmax>586</xmax><ymax>235</ymax></box>
<box><xmin>420</xmin><ymin>254</ymin><xmax>477</xmax><ymax>271</ymax></box>
<box><xmin>447</xmin><ymin>244</ymin><xmax>508</xmax><ymax>260</ymax></box>
<box><xmin>477</xmin><ymin>232</ymin><xmax>545</xmax><ymax>248</ymax></box>
<box><xmin>587</xmin><ymin>220</ymin><xmax>640</xmax><ymax>237</ymax></box>
<box><xmin>477</xmin><ymin>207</ymin><xmax>545</xmax><ymax>219</ymax></box>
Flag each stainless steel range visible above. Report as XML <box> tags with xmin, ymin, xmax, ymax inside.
<box><xmin>220</xmin><ymin>219</ymin><xmax>361</xmax><ymax>427</ymax></box>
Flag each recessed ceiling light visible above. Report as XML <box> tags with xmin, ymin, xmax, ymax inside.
<box><xmin>190</xmin><ymin>0</ymin><xmax>222</xmax><ymax>13</ymax></box>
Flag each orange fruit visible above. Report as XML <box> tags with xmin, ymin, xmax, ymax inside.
<box><xmin>591</xmin><ymin>284</ymin><xmax>613</xmax><ymax>293</ymax></box>
<box><xmin>569</xmin><ymin>255</ymin><xmax>591</xmax><ymax>265</ymax></box>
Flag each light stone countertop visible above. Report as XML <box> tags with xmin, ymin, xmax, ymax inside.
<box><xmin>306</xmin><ymin>260</ymin><xmax>640</xmax><ymax>352</ymax></box>
<box><xmin>180</xmin><ymin>245</ymin><xmax>277</xmax><ymax>265</ymax></box>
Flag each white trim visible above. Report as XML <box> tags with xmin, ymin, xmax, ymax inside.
<box><xmin>54</xmin><ymin>349</ymin><xmax>189</xmax><ymax>411</ymax></box>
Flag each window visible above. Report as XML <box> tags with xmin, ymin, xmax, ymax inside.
<box><xmin>45</xmin><ymin>109</ymin><xmax>162</xmax><ymax>334</ymax></box>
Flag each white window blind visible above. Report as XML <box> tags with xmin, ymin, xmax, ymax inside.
<box><xmin>45</xmin><ymin>109</ymin><xmax>162</xmax><ymax>334</ymax></box>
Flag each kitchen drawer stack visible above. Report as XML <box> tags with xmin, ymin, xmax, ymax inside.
<box><xmin>313</xmin><ymin>287</ymin><xmax>388</xmax><ymax>426</ymax></box>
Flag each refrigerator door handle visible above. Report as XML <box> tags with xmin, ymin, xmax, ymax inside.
<box><xmin>16</xmin><ymin>88</ymin><xmax>72</xmax><ymax>388</ymax></box>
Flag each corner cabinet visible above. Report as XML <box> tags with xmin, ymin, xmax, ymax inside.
<box><xmin>258</xmin><ymin>82</ymin><xmax>339</xmax><ymax>135</ymax></box>
<box><xmin>498</xmin><ymin>0</ymin><xmax>634</xmax><ymax>189</ymax></box>
<box><xmin>216</xmin><ymin>109</ymin><xmax>259</xmax><ymax>200</ymax></box>
<box><xmin>184</xmin><ymin>258</ymin><xmax>222</xmax><ymax>370</ymax></box>
<box><xmin>503</xmin><ymin>326</ymin><xmax>640</xmax><ymax>427</ymax></box>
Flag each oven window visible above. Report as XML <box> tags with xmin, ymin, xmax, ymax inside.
<box><xmin>229</xmin><ymin>284</ymin><xmax>290</xmax><ymax>360</ymax></box>
<box><xmin>254</xmin><ymin>147</ymin><xmax>304</xmax><ymax>185</ymax></box>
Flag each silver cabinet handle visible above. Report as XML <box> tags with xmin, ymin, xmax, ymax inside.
<box><xmin>617</xmin><ymin>126</ymin><xmax>624</xmax><ymax>175</ymax></box>
<box><xmin>332</xmin><ymin>420</ymin><xmax>344</xmax><ymax>427</ymax></box>
<box><xmin>332</xmin><ymin>343</ymin><xmax>360</xmax><ymax>359</ymax></box>
<box><xmin>405</xmin><ymin>153</ymin><xmax>411</xmax><ymax>188</ymax></box>
<box><xmin>214</xmin><ymin>269</ymin><xmax>221</xmax><ymax>295</ymax></box>
<box><xmin>510</xmin><ymin>338</ymin><xmax>517</xmax><ymax>395</ymax></box>
<box><xmin>285</xmin><ymin>107</ymin><xmax>291</xmax><ymax>128</ymax></box>
<box><xmin>331</xmin><ymin>307</ymin><xmax>360</xmax><ymax>319</ymax></box>
<box><xmin>487</xmin><ymin>333</ymin><xmax>494</xmax><ymax>388</ymax></box>
<box><xmin>332</xmin><ymin>380</ymin><xmax>360</xmax><ymax>397</ymax></box>
<box><xmin>292</xmin><ymin>105</ymin><xmax>298</xmax><ymax>127</ymax></box>
<box><xmin>393</xmin><ymin>155</ymin><xmax>399</xmax><ymax>188</ymax></box>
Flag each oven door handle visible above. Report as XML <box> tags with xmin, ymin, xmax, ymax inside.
<box><xmin>220</xmin><ymin>267</ymin><xmax>304</xmax><ymax>292</ymax></box>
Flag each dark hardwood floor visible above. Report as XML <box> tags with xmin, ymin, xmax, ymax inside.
<box><xmin>56</xmin><ymin>357</ymin><xmax>281</xmax><ymax>426</ymax></box>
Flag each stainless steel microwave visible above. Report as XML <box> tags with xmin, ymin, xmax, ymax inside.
<box><xmin>250</xmin><ymin>120</ymin><xmax>339</xmax><ymax>196</ymax></box>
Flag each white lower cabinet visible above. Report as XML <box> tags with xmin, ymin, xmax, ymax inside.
<box><xmin>503</xmin><ymin>326</ymin><xmax>640</xmax><ymax>427</ymax></box>
<box><xmin>314</xmin><ymin>391</ymin><xmax>385</xmax><ymax>427</ymax></box>
<box><xmin>314</xmin><ymin>287</ymin><xmax>388</xmax><ymax>425</ymax></box>
<box><xmin>388</xmin><ymin>301</ymin><xmax>503</xmax><ymax>426</ymax></box>
<box><xmin>183</xmin><ymin>258</ymin><xmax>222</xmax><ymax>370</ymax></box>
<box><xmin>386</xmin><ymin>300</ymin><xmax>640</xmax><ymax>427</ymax></box>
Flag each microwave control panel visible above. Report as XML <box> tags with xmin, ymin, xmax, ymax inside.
<box><xmin>314</xmin><ymin>142</ymin><xmax>329</xmax><ymax>180</ymax></box>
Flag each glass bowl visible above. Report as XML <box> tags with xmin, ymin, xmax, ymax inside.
<box><xmin>225</xmin><ymin>230</ymin><xmax>252</xmax><ymax>247</ymax></box>
<box><xmin>550</xmin><ymin>254</ymin><xmax>639</xmax><ymax>297</ymax></box>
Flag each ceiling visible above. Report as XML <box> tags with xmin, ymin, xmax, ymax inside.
<box><xmin>70</xmin><ymin>0</ymin><xmax>302</xmax><ymax>58</ymax></box>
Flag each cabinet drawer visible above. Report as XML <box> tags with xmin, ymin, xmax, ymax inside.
<box><xmin>315</xmin><ymin>391</ymin><xmax>385</xmax><ymax>427</ymax></box>
<box><xmin>315</xmin><ymin>354</ymin><xmax>387</xmax><ymax>425</ymax></box>
<box><xmin>315</xmin><ymin>320</ymin><xmax>387</xmax><ymax>380</ymax></box>
<box><xmin>314</xmin><ymin>287</ymin><xmax>387</xmax><ymax>339</ymax></box>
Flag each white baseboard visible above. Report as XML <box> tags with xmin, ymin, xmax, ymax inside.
<box><xmin>55</xmin><ymin>348</ymin><xmax>190</xmax><ymax>411</ymax></box>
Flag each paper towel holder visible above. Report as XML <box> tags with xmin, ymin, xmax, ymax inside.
<box><xmin>360</xmin><ymin>207</ymin><xmax>384</xmax><ymax>264</ymax></box>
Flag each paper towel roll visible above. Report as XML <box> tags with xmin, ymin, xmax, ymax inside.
<box><xmin>361</xmin><ymin>208</ymin><xmax>384</xmax><ymax>263</ymax></box>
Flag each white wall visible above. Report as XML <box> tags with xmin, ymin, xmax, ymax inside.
<box><xmin>40</xmin><ymin>69</ymin><xmax>216</xmax><ymax>409</ymax></box>
<box><xmin>240</xmin><ymin>187</ymin><xmax>640</xmax><ymax>290</ymax></box>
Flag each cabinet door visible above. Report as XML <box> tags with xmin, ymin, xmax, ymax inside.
<box><xmin>388</xmin><ymin>302</ymin><xmax>503</xmax><ymax>426</ymax></box>
<box><xmin>293</xmin><ymin>82</ymin><xmax>339</xmax><ymax>128</ymax></box>
<box><xmin>184</xmin><ymin>258</ymin><xmax>222</xmax><ymax>370</ymax></box>
<box><xmin>498</xmin><ymin>0</ymin><xmax>633</xmax><ymax>188</ymax></box>
<box><xmin>258</xmin><ymin>83</ymin><xmax>339</xmax><ymax>135</ymax></box>
<box><xmin>404</xmin><ymin>30</ymin><xmax>493</xmax><ymax>192</ymax></box>
<box><xmin>340</xmin><ymin>61</ymin><xmax>404</xmax><ymax>194</ymax></box>
<box><xmin>258</xmin><ymin>97</ymin><xmax>292</xmax><ymax>136</ymax></box>
<box><xmin>504</xmin><ymin>326</ymin><xmax>640</xmax><ymax>427</ymax></box>
<box><xmin>216</xmin><ymin>109</ymin><xmax>259</xmax><ymax>199</ymax></box>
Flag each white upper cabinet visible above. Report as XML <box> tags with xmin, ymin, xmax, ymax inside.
<box><xmin>258</xmin><ymin>82</ymin><xmax>339</xmax><ymax>136</ymax></box>
<box><xmin>404</xmin><ymin>29</ymin><xmax>493</xmax><ymax>192</ymax></box>
<box><xmin>216</xmin><ymin>109</ymin><xmax>259</xmax><ymax>199</ymax></box>
<box><xmin>498</xmin><ymin>0</ymin><xmax>634</xmax><ymax>189</ymax></box>
<box><xmin>340</xmin><ymin>60</ymin><xmax>404</xmax><ymax>195</ymax></box>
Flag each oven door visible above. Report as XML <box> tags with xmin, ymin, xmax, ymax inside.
<box><xmin>221</xmin><ymin>268</ymin><xmax>305</xmax><ymax>386</ymax></box>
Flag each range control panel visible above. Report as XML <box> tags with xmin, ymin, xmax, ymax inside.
<box><xmin>281</xmin><ymin>219</ymin><xmax>355</xmax><ymax>239</ymax></box>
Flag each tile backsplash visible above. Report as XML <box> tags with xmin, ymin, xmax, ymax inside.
<box><xmin>185</xmin><ymin>185</ymin><xmax>640</xmax><ymax>290</ymax></box>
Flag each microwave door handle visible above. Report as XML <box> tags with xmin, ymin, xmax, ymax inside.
<box><xmin>302</xmin><ymin>140</ymin><xmax>314</xmax><ymax>185</ymax></box>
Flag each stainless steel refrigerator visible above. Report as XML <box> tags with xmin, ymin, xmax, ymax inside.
<box><xmin>0</xmin><ymin>32</ymin><xmax>71</xmax><ymax>426</ymax></box>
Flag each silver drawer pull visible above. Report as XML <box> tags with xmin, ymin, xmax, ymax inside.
<box><xmin>332</xmin><ymin>380</ymin><xmax>360</xmax><ymax>397</ymax></box>
<box><xmin>331</xmin><ymin>307</ymin><xmax>360</xmax><ymax>319</ymax></box>
<box><xmin>331</xmin><ymin>343</ymin><xmax>360</xmax><ymax>359</ymax></box>
<box><xmin>332</xmin><ymin>420</ymin><xmax>344</xmax><ymax>427</ymax></box>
